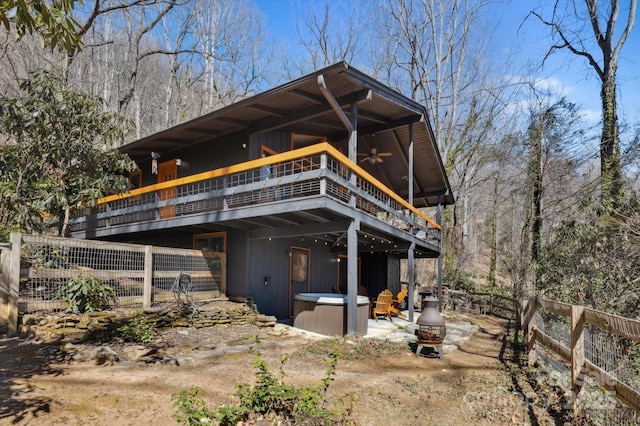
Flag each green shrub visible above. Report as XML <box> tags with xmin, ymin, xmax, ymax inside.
<box><xmin>172</xmin><ymin>345</ymin><xmax>344</xmax><ymax>425</ymax></box>
<box><xmin>171</xmin><ymin>386</ymin><xmax>217</xmax><ymax>425</ymax></box>
<box><xmin>118</xmin><ymin>310</ymin><xmax>157</xmax><ymax>343</ymax></box>
<box><xmin>53</xmin><ymin>276</ymin><xmax>117</xmax><ymax>313</ymax></box>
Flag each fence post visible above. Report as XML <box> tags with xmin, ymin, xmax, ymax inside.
<box><xmin>570</xmin><ymin>304</ymin><xmax>585</xmax><ymax>417</ymax></box>
<box><xmin>1</xmin><ymin>245</ymin><xmax>10</xmax><ymax>324</ymax></box>
<box><xmin>143</xmin><ymin>245</ymin><xmax>153</xmax><ymax>309</ymax></box>
<box><xmin>489</xmin><ymin>294</ymin><xmax>493</xmax><ymax>316</ymax></box>
<box><xmin>7</xmin><ymin>233</ymin><xmax>21</xmax><ymax>335</ymax></box>
<box><xmin>520</xmin><ymin>295</ymin><xmax>537</xmax><ymax>365</ymax></box>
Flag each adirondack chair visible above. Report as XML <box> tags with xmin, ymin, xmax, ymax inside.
<box><xmin>390</xmin><ymin>289</ymin><xmax>408</xmax><ymax>319</ymax></box>
<box><xmin>371</xmin><ymin>289</ymin><xmax>393</xmax><ymax>322</ymax></box>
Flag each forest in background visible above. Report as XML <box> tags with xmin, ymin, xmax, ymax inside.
<box><xmin>1</xmin><ymin>0</ymin><xmax>639</xmax><ymax>318</ymax></box>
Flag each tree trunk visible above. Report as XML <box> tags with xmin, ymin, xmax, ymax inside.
<box><xmin>530</xmin><ymin>117</ymin><xmax>543</xmax><ymax>279</ymax></box>
<box><xmin>487</xmin><ymin>178</ymin><xmax>498</xmax><ymax>287</ymax></box>
<box><xmin>600</xmin><ymin>70</ymin><xmax>622</xmax><ymax>209</ymax></box>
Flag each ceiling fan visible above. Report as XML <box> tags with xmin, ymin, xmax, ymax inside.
<box><xmin>358</xmin><ymin>147</ymin><xmax>392</xmax><ymax>164</ymax></box>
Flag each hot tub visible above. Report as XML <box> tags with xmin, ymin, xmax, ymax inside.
<box><xmin>293</xmin><ymin>293</ymin><xmax>370</xmax><ymax>336</ymax></box>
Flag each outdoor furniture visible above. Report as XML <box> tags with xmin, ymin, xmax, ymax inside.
<box><xmin>390</xmin><ymin>289</ymin><xmax>408</xmax><ymax>319</ymax></box>
<box><xmin>371</xmin><ymin>289</ymin><xmax>393</xmax><ymax>322</ymax></box>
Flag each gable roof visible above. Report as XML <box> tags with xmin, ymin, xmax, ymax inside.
<box><xmin>120</xmin><ymin>62</ymin><xmax>454</xmax><ymax>207</ymax></box>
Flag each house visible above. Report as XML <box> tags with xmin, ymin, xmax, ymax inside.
<box><xmin>69</xmin><ymin>62</ymin><xmax>454</xmax><ymax>333</ymax></box>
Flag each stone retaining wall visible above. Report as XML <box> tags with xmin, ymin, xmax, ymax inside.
<box><xmin>20</xmin><ymin>301</ymin><xmax>277</xmax><ymax>344</ymax></box>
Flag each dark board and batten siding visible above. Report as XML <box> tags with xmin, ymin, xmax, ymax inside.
<box><xmin>246</xmin><ymin>238</ymin><xmax>342</xmax><ymax>319</ymax></box>
<box><xmin>251</xmin><ymin>131</ymin><xmax>292</xmax><ymax>156</ymax></box>
<box><xmin>361</xmin><ymin>252</ymin><xmax>401</xmax><ymax>298</ymax></box>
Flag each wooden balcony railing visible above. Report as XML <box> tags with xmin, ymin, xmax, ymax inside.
<box><xmin>70</xmin><ymin>143</ymin><xmax>441</xmax><ymax>240</ymax></box>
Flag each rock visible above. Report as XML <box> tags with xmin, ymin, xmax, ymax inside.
<box><xmin>68</xmin><ymin>350</ymin><xmax>91</xmax><ymax>363</ymax></box>
<box><xmin>90</xmin><ymin>346</ymin><xmax>119</xmax><ymax>365</ymax></box>
<box><xmin>60</xmin><ymin>342</ymin><xmax>79</xmax><ymax>353</ymax></box>
<box><xmin>22</xmin><ymin>314</ymin><xmax>37</xmax><ymax>325</ymax></box>
<box><xmin>124</xmin><ymin>346</ymin><xmax>158</xmax><ymax>362</ymax></box>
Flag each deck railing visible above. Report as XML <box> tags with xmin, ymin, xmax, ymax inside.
<box><xmin>69</xmin><ymin>143</ymin><xmax>440</xmax><ymax>242</ymax></box>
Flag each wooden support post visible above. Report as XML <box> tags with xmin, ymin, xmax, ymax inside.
<box><xmin>7</xmin><ymin>233</ymin><xmax>21</xmax><ymax>335</ymax></box>
<box><xmin>571</xmin><ymin>304</ymin><xmax>585</xmax><ymax>417</ymax></box>
<box><xmin>143</xmin><ymin>245</ymin><xmax>153</xmax><ymax>309</ymax></box>
<box><xmin>346</xmin><ymin>219</ymin><xmax>359</xmax><ymax>335</ymax></box>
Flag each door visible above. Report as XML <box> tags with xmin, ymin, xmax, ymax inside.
<box><xmin>158</xmin><ymin>160</ymin><xmax>177</xmax><ymax>218</ymax></box>
<box><xmin>289</xmin><ymin>246</ymin><xmax>310</xmax><ymax>317</ymax></box>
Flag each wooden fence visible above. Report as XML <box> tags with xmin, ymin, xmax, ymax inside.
<box><xmin>1</xmin><ymin>233</ymin><xmax>226</xmax><ymax>335</ymax></box>
<box><xmin>447</xmin><ymin>290</ymin><xmax>518</xmax><ymax>318</ymax></box>
<box><xmin>521</xmin><ymin>296</ymin><xmax>640</xmax><ymax>418</ymax></box>
<box><xmin>447</xmin><ymin>291</ymin><xmax>640</xmax><ymax>418</ymax></box>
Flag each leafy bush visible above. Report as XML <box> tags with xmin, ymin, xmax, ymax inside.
<box><xmin>444</xmin><ymin>270</ymin><xmax>476</xmax><ymax>292</ymax></box>
<box><xmin>53</xmin><ymin>276</ymin><xmax>117</xmax><ymax>313</ymax></box>
<box><xmin>118</xmin><ymin>310</ymin><xmax>157</xmax><ymax>343</ymax></box>
<box><xmin>171</xmin><ymin>386</ymin><xmax>217</xmax><ymax>425</ymax></box>
<box><xmin>537</xmin><ymin>198</ymin><xmax>640</xmax><ymax>317</ymax></box>
<box><xmin>172</xmin><ymin>345</ymin><xmax>344</xmax><ymax>425</ymax></box>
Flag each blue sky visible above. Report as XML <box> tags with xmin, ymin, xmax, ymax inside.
<box><xmin>255</xmin><ymin>0</ymin><xmax>640</xmax><ymax>129</ymax></box>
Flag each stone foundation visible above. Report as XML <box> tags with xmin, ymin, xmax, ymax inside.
<box><xmin>19</xmin><ymin>301</ymin><xmax>277</xmax><ymax>344</ymax></box>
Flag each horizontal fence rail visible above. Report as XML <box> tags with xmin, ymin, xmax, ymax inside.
<box><xmin>1</xmin><ymin>233</ymin><xmax>225</xmax><ymax>334</ymax></box>
<box><xmin>68</xmin><ymin>143</ymin><xmax>440</xmax><ymax>244</ymax></box>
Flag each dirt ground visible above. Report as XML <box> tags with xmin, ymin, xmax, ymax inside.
<box><xmin>0</xmin><ymin>313</ymin><xmax>569</xmax><ymax>426</ymax></box>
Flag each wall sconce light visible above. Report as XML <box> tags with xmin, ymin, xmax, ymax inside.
<box><xmin>337</xmin><ymin>257</ymin><xmax>341</xmax><ymax>263</ymax></box>
<box><xmin>242</xmin><ymin>142</ymin><xmax>247</xmax><ymax>149</ymax></box>
<box><xmin>176</xmin><ymin>158</ymin><xmax>182</xmax><ymax>167</ymax></box>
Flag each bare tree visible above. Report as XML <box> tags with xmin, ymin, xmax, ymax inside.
<box><xmin>189</xmin><ymin>0</ymin><xmax>269</xmax><ymax>113</ymax></box>
<box><xmin>287</xmin><ymin>1</ymin><xmax>364</xmax><ymax>76</ymax></box>
<box><xmin>372</xmin><ymin>0</ymin><xmax>513</xmax><ymax>283</ymax></box>
<box><xmin>532</xmin><ymin>0</ymin><xmax>637</xmax><ymax>210</ymax></box>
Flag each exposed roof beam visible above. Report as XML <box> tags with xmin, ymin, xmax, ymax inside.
<box><xmin>290</xmin><ymin>88</ymin><xmax>325</xmax><ymax>104</ymax></box>
<box><xmin>248</xmin><ymin>104</ymin><xmax>286</xmax><ymax>117</ymax></box>
<box><xmin>294</xmin><ymin>210</ymin><xmax>332</xmax><ymax>223</ymax></box>
<box><xmin>357</xmin><ymin>110</ymin><xmax>389</xmax><ymax>125</ymax></box>
<box><xmin>215</xmin><ymin>117</ymin><xmax>252</xmax><ymax>127</ymax></box>
<box><xmin>318</xmin><ymin>74</ymin><xmax>369</xmax><ymax>132</ymax></box>
<box><xmin>358</xmin><ymin>114</ymin><xmax>424</xmax><ymax>136</ymax></box>
<box><xmin>187</xmin><ymin>127</ymin><xmax>221</xmax><ymax>136</ymax></box>
<box><xmin>252</xmin><ymin>90</ymin><xmax>371</xmax><ymax>134</ymax></box>
<box><xmin>248</xmin><ymin>220</ymin><xmax>351</xmax><ymax>240</ymax></box>
<box><xmin>414</xmin><ymin>189</ymin><xmax>451</xmax><ymax>199</ymax></box>
<box><xmin>305</xmin><ymin>117</ymin><xmax>350</xmax><ymax>131</ymax></box>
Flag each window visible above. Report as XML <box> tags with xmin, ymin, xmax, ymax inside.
<box><xmin>193</xmin><ymin>232</ymin><xmax>226</xmax><ymax>253</ymax></box>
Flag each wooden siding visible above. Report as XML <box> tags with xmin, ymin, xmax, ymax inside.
<box><xmin>361</xmin><ymin>252</ymin><xmax>401</xmax><ymax>298</ymax></box>
<box><xmin>245</xmin><ymin>238</ymin><xmax>344</xmax><ymax>319</ymax></box>
<box><xmin>250</xmin><ymin>131</ymin><xmax>291</xmax><ymax>156</ymax></box>
<box><xmin>226</xmin><ymin>228</ymin><xmax>250</xmax><ymax>301</ymax></box>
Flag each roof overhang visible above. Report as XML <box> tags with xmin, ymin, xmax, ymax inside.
<box><xmin>119</xmin><ymin>62</ymin><xmax>454</xmax><ymax>207</ymax></box>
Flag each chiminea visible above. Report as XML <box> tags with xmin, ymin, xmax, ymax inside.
<box><xmin>415</xmin><ymin>296</ymin><xmax>446</xmax><ymax>359</ymax></box>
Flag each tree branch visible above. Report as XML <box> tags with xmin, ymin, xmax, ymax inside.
<box><xmin>530</xmin><ymin>10</ymin><xmax>604</xmax><ymax>80</ymax></box>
